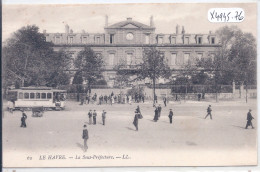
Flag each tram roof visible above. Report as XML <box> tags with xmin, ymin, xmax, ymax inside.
<box><xmin>8</xmin><ymin>87</ymin><xmax>67</xmax><ymax>92</ymax></box>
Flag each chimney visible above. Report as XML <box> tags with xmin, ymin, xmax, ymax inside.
<box><xmin>127</xmin><ymin>17</ymin><xmax>132</xmax><ymax>21</ymax></box>
<box><xmin>105</xmin><ymin>15</ymin><xmax>108</xmax><ymax>27</ymax></box>
<box><xmin>70</xmin><ymin>29</ymin><xmax>73</xmax><ymax>34</ymax></box>
<box><xmin>82</xmin><ymin>30</ymin><xmax>86</xmax><ymax>33</ymax></box>
<box><xmin>150</xmin><ymin>16</ymin><xmax>154</xmax><ymax>27</ymax></box>
<box><xmin>209</xmin><ymin>30</ymin><xmax>212</xmax><ymax>34</ymax></box>
<box><xmin>181</xmin><ymin>26</ymin><xmax>185</xmax><ymax>34</ymax></box>
<box><xmin>176</xmin><ymin>24</ymin><xmax>179</xmax><ymax>34</ymax></box>
<box><xmin>65</xmin><ymin>24</ymin><xmax>69</xmax><ymax>34</ymax></box>
<box><xmin>43</xmin><ymin>29</ymin><xmax>46</xmax><ymax>34</ymax></box>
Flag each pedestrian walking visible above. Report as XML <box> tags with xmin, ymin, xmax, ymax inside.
<box><xmin>80</xmin><ymin>96</ymin><xmax>84</xmax><ymax>105</ymax></box>
<box><xmin>93</xmin><ymin>110</ymin><xmax>97</xmax><ymax>125</ymax></box>
<box><xmin>133</xmin><ymin>110</ymin><xmax>139</xmax><ymax>131</ymax></box>
<box><xmin>163</xmin><ymin>97</ymin><xmax>167</xmax><ymax>107</ymax></box>
<box><xmin>204</xmin><ymin>105</ymin><xmax>212</xmax><ymax>120</ymax></box>
<box><xmin>153</xmin><ymin>107</ymin><xmax>159</xmax><ymax>122</ymax></box>
<box><xmin>102</xmin><ymin>110</ymin><xmax>106</xmax><ymax>125</ymax></box>
<box><xmin>198</xmin><ymin>93</ymin><xmax>201</xmax><ymax>101</ymax></box>
<box><xmin>20</xmin><ymin>110</ymin><xmax>27</xmax><ymax>128</ymax></box>
<box><xmin>168</xmin><ymin>109</ymin><xmax>173</xmax><ymax>124</ymax></box>
<box><xmin>82</xmin><ymin>124</ymin><xmax>89</xmax><ymax>152</ymax></box>
<box><xmin>158</xmin><ymin>104</ymin><xmax>162</xmax><ymax>118</ymax></box>
<box><xmin>88</xmin><ymin>110</ymin><xmax>93</xmax><ymax>124</ymax></box>
<box><xmin>154</xmin><ymin>95</ymin><xmax>158</xmax><ymax>103</ymax></box>
<box><xmin>104</xmin><ymin>95</ymin><xmax>108</xmax><ymax>104</ymax></box>
<box><xmin>245</xmin><ymin>109</ymin><xmax>254</xmax><ymax>129</ymax></box>
<box><xmin>136</xmin><ymin>105</ymin><xmax>141</xmax><ymax>114</ymax></box>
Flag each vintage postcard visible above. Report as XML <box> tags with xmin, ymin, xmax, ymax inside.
<box><xmin>2</xmin><ymin>2</ymin><xmax>257</xmax><ymax>167</ymax></box>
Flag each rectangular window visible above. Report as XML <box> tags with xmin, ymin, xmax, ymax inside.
<box><xmin>158</xmin><ymin>37</ymin><xmax>163</xmax><ymax>44</ymax></box>
<box><xmin>197</xmin><ymin>53</ymin><xmax>203</xmax><ymax>60</ymax></box>
<box><xmin>109</xmin><ymin>54</ymin><xmax>115</xmax><ymax>65</ymax></box>
<box><xmin>30</xmin><ymin>93</ymin><xmax>35</xmax><ymax>99</ymax></box>
<box><xmin>171</xmin><ymin>53</ymin><xmax>177</xmax><ymax>65</ymax></box>
<box><xmin>185</xmin><ymin>37</ymin><xmax>189</xmax><ymax>44</ymax></box>
<box><xmin>41</xmin><ymin>93</ymin><xmax>46</xmax><ymax>99</ymax></box>
<box><xmin>211</xmin><ymin>37</ymin><xmax>215</xmax><ymax>44</ymax></box>
<box><xmin>126</xmin><ymin>53</ymin><xmax>132</xmax><ymax>65</ymax></box>
<box><xmin>184</xmin><ymin>53</ymin><xmax>190</xmax><ymax>64</ymax></box>
<box><xmin>96</xmin><ymin>37</ymin><xmax>100</xmax><ymax>44</ymax></box>
<box><xmin>145</xmin><ymin>35</ymin><xmax>150</xmax><ymax>44</ymax></box>
<box><xmin>24</xmin><ymin>93</ymin><xmax>29</xmax><ymax>99</ymax></box>
<box><xmin>110</xmin><ymin>34</ymin><xmax>114</xmax><ymax>44</ymax></box>
<box><xmin>198</xmin><ymin>37</ymin><xmax>202</xmax><ymax>44</ymax></box>
<box><xmin>19</xmin><ymin>92</ymin><xmax>23</xmax><ymax>99</ymax></box>
<box><xmin>36</xmin><ymin>93</ymin><xmax>41</xmax><ymax>99</ymax></box>
<box><xmin>47</xmin><ymin>93</ymin><xmax>52</xmax><ymax>99</ymax></box>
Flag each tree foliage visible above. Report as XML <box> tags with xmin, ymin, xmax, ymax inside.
<box><xmin>2</xmin><ymin>25</ymin><xmax>71</xmax><ymax>87</ymax></box>
<box><xmin>74</xmin><ymin>46</ymin><xmax>104</xmax><ymax>86</ymax></box>
<box><xmin>195</xmin><ymin>26</ymin><xmax>256</xmax><ymax>85</ymax></box>
<box><xmin>139</xmin><ymin>47</ymin><xmax>171</xmax><ymax>103</ymax></box>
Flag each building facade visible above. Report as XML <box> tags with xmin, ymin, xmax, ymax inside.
<box><xmin>44</xmin><ymin>16</ymin><xmax>220</xmax><ymax>86</ymax></box>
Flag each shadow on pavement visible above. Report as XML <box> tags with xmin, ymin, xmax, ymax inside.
<box><xmin>76</xmin><ymin>142</ymin><xmax>85</xmax><ymax>151</ymax></box>
<box><xmin>126</xmin><ymin>127</ymin><xmax>136</xmax><ymax>131</ymax></box>
<box><xmin>231</xmin><ymin>125</ymin><xmax>246</xmax><ymax>129</ymax></box>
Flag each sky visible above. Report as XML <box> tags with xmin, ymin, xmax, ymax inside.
<box><xmin>2</xmin><ymin>3</ymin><xmax>257</xmax><ymax>41</ymax></box>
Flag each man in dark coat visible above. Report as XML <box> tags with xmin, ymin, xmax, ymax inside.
<box><xmin>204</xmin><ymin>105</ymin><xmax>212</xmax><ymax>120</ymax></box>
<box><xmin>163</xmin><ymin>97</ymin><xmax>167</xmax><ymax>107</ymax></box>
<box><xmin>104</xmin><ymin>95</ymin><xmax>108</xmax><ymax>104</ymax></box>
<box><xmin>158</xmin><ymin>104</ymin><xmax>162</xmax><ymax>118</ymax></box>
<box><xmin>153</xmin><ymin>107</ymin><xmax>159</xmax><ymax>122</ymax></box>
<box><xmin>93</xmin><ymin>110</ymin><xmax>97</xmax><ymax>125</ymax></box>
<box><xmin>168</xmin><ymin>109</ymin><xmax>173</xmax><ymax>124</ymax></box>
<box><xmin>82</xmin><ymin>125</ymin><xmax>89</xmax><ymax>152</ymax></box>
<box><xmin>88</xmin><ymin>110</ymin><xmax>93</xmax><ymax>124</ymax></box>
<box><xmin>102</xmin><ymin>110</ymin><xmax>106</xmax><ymax>125</ymax></box>
<box><xmin>133</xmin><ymin>110</ymin><xmax>139</xmax><ymax>131</ymax></box>
<box><xmin>136</xmin><ymin>105</ymin><xmax>141</xmax><ymax>114</ymax></box>
<box><xmin>245</xmin><ymin>109</ymin><xmax>254</xmax><ymax>129</ymax></box>
<box><xmin>20</xmin><ymin>110</ymin><xmax>27</xmax><ymax>128</ymax></box>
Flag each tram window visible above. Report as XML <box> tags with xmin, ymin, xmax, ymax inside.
<box><xmin>24</xmin><ymin>93</ymin><xmax>29</xmax><ymax>99</ymax></box>
<box><xmin>19</xmin><ymin>92</ymin><xmax>23</xmax><ymax>99</ymax></box>
<box><xmin>41</xmin><ymin>93</ymin><xmax>46</xmax><ymax>99</ymax></box>
<box><xmin>36</xmin><ymin>93</ymin><xmax>40</xmax><ymax>99</ymax></box>
<box><xmin>30</xmin><ymin>93</ymin><xmax>35</xmax><ymax>99</ymax></box>
<box><xmin>47</xmin><ymin>93</ymin><xmax>52</xmax><ymax>99</ymax></box>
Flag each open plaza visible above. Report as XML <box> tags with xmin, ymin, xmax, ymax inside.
<box><xmin>3</xmin><ymin>98</ymin><xmax>257</xmax><ymax>167</ymax></box>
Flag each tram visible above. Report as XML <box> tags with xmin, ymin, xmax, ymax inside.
<box><xmin>7</xmin><ymin>87</ymin><xmax>67</xmax><ymax>111</ymax></box>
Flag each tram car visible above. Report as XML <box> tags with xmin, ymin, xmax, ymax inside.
<box><xmin>7</xmin><ymin>87</ymin><xmax>67</xmax><ymax>111</ymax></box>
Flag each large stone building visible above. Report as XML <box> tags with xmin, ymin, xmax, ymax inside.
<box><xmin>44</xmin><ymin>16</ymin><xmax>220</xmax><ymax>86</ymax></box>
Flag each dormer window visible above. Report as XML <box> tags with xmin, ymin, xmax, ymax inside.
<box><xmin>198</xmin><ymin>37</ymin><xmax>202</xmax><ymax>44</ymax></box>
<box><xmin>211</xmin><ymin>37</ymin><xmax>215</xmax><ymax>44</ymax></box>
<box><xmin>158</xmin><ymin>37</ymin><xmax>163</xmax><ymax>44</ymax></box>
<box><xmin>55</xmin><ymin>36</ymin><xmax>60</xmax><ymax>44</ymax></box>
<box><xmin>110</xmin><ymin>34</ymin><xmax>114</xmax><ymax>44</ymax></box>
<box><xmin>171</xmin><ymin>37</ymin><xmax>176</xmax><ymax>44</ymax></box>
<box><xmin>68</xmin><ymin>37</ymin><xmax>74</xmax><ymax>44</ymax></box>
<box><xmin>184</xmin><ymin>37</ymin><xmax>189</xmax><ymax>44</ymax></box>
<box><xmin>81</xmin><ymin>36</ymin><xmax>87</xmax><ymax>44</ymax></box>
<box><xmin>145</xmin><ymin>35</ymin><xmax>150</xmax><ymax>44</ymax></box>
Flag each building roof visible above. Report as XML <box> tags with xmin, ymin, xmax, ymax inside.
<box><xmin>106</xmin><ymin>18</ymin><xmax>154</xmax><ymax>29</ymax></box>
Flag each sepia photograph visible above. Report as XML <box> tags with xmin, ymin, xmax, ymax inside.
<box><xmin>2</xmin><ymin>2</ymin><xmax>258</xmax><ymax>167</ymax></box>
